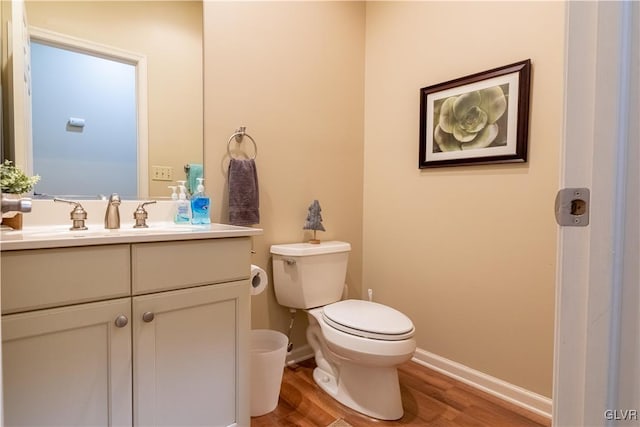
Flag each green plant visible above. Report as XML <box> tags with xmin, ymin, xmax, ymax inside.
<box><xmin>0</xmin><ymin>160</ymin><xmax>40</xmax><ymax>194</ymax></box>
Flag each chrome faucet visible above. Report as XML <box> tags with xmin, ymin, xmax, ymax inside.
<box><xmin>104</xmin><ymin>193</ymin><xmax>121</xmax><ymax>229</ymax></box>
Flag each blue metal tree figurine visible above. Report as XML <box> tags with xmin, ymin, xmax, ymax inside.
<box><xmin>303</xmin><ymin>200</ymin><xmax>325</xmax><ymax>244</ymax></box>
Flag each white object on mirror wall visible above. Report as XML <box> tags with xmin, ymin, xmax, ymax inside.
<box><xmin>67</xmin><ymin>117</ymin><xmax>85</xmax><ymax>128</ymax></box>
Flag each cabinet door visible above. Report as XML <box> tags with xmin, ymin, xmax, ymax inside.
<box><xmin>2</xmin><ymin>298</ymin><xmax>132</xmax><ymax>427</ymax></box>
<box><xmin>133</xmin><ymin>281</ymin><xmax>250</xmax><ymax>427</ymax></box>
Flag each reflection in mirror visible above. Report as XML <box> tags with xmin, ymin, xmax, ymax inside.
<box><xmin>31</xmin><ymin>34</ymin><xmax>141</xmax><ymax>199</ymax></box>
<box><xmin>6</xmin><ymin>1</ymin><xmax>203</xmax><ymax>199</ymax></box>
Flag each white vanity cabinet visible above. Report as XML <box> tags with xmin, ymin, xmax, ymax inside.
<box><xmin>1</xmin><ymin>234</ymin><xmax>253</xmax><ymax>427</ymax></box>
<box><xmin>2</xmin><ymin>297</ymin><xmax>133</xmax><ymax>427</ymax></box>
<box><xmin>133</xmin><ymin>281</ymin><xmax>249</xmax><ymax>427</ymax></box>
<box><xmin>131</xmin><ymin>239</ymin><xmax>251</xmax><ymax>427</ymax></box>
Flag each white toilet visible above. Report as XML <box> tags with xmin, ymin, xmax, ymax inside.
<box><xmin>270</xmin><ymin>241</ymin><xmax>416</xmax><ymax>420</ymax></box>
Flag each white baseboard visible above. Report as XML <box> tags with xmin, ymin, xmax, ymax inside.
<box><xmin>412</xmin><ymin>348</ymin><xmax>552</xmax><ymax>419</ymax></box>
<box><xmin>286</xmin><ymin>344</ymin><xmax>314</xmax><ymax>366</ymax></box>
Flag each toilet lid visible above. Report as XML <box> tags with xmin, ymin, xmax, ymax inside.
<box><xmin>322</xmin><ymin>300</ymin><xmax>415</xmax><ymax>341</ymax></box>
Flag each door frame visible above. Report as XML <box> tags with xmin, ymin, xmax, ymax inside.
<box><xmin>28</xmin><ymin>26</ymin><xmax>149</xmax><ymax>198</ymax></box>
<box><xmin>554</xmin><ymin>2</ymin><xmax>637</xmax><ymax>425</ymax></box>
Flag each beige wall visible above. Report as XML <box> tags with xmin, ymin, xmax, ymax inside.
<box><xmin>203</xmin><ymin>2</ymin><xmax>365</xmax><ymax>345</ymax></box>
<box><xmin>25</xmin><ymin>1</ymin><xmax>203</xmax><ymax>198</ymax></box>
<box><xmin>363</xmin><ymin>2</ymin><xmax>565</xmax><ymax>397</ymax></box>
<box><xmin>203</xmin><ymin>1</ymin><xmax>563</xmax><ymax>398</ymax></box>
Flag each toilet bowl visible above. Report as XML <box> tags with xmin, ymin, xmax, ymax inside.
<box><xmin>306</xmin><ymin>300</ymin><xmax>416</xmax><ymax>420</ymax></box>
<box><xmin>270</xmin><ymin>241</ymin><xmax>416</xmax><ymax>420</ymax></box>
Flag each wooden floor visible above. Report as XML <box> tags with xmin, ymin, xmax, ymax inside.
<box><xmin>252</xmin><ymin>359</ymin><xmax>551</xmax><ymax>427</ymax></box>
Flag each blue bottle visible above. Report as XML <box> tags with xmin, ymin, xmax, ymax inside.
<box><xmin>190</xmin><ymin>178</ymin><xmax>211</xmax><ymax>224</ymax></box>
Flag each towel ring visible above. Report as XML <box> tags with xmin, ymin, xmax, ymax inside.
<box><xmin>227</xmin><ymin>127</ymin><xmax>257</xmax><ymax>160</ymax></box>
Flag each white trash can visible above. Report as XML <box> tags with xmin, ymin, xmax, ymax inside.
<box><xmin>250</xmin><ymin>329</ymin><xmax>288</xmax><ymax>417</ymax></box>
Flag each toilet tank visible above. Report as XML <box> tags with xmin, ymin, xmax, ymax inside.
<box><xmin>270</xmin><ymin>241</ymin><xmax>351</xmax><ymax>309</ymax></box>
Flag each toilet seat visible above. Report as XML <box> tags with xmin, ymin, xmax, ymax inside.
<box><xmin>322</xmin><ymin>300</ymin><xmax>415</xmax><ymax>341</ymax></box>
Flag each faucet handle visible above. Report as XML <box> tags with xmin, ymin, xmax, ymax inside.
<box><xmin>53</xmin><ymin>198</ymin><xmax>88</xmax><ymax>231</ymax></box>
<box><xmin>139</xmin><ymin>200</ymin><xmax>157</xmax><ymax>209</ymax></box>
<box><xmin>133</xmin><ymin>200</ymin><xmax>157</xmax><ymax>228</ymax></box>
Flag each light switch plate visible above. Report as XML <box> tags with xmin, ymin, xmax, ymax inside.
<box><xmin>152</xmin><ymin>166</ymin><xmax>173</xmax><ymax>181</ymax></box>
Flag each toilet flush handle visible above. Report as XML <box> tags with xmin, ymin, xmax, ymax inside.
<box><xmin>284</xmin><ymin>258</ymin><xmax>296</xmax><ymax>266</ymax></box>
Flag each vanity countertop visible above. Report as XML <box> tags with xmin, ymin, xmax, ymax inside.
<box><xmin>0</xmin><ymin>222</ymin><xmax>262</xmax><ymax>251</ymax></box>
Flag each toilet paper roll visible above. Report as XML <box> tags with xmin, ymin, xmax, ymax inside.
<box><xmin>250</xmin><ymin>264</ymin><xmax>268</xmax><ymax>296</ymax></box>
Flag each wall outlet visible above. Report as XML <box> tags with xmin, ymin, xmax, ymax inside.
<box><xmin>152</xmin><ymin>165</ymin><xmax>173</xmax><ymax>181</ymax></box>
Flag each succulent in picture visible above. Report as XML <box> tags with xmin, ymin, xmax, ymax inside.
<box><xmin>0</xmin><ymin>160</ymin><xmax>40</xmax><ymax>194</ymax></box>
<box><xmin>434</xmin><ymin>85</ymin><xmax>507</xmax><ymax>151</ymax></box>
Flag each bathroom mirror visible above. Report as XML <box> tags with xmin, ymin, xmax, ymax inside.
<box><xmin>2</xmin><ymin>0</ymin><xmax>203</xmax><ymax>199</ymax></box>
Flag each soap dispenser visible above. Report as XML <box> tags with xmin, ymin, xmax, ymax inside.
<box><xmin>175</xmin><ymin>184</ymin><xmax>191</xmax><ymax>224</ymax></box>
<box><xmin>168</xmin><ymin>185</ymin><xmax>178</xmax><ymax>201</ymax></box>
<box><xmin>190</xmin><ymin>178</ymin><xmax>211</xmax><ymax>224</ymax></box>
<box><xmin>168</xmin><ymin>186</ymin><xmax>180</xmax><ymax>224</ymax></box>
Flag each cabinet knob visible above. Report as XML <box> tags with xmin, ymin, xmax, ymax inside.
<box><xmin>142</xmin><ymin>312</ymin><xmax>155</xmax><ymax>323</ymax></box>
<box><xmin>114</xmin><ymin>315</ymin><xmax>128</xmax><ymax>328</ymax></box>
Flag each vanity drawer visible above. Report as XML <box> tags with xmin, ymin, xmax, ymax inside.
<box><xmin>1</xmin><ymin>245</ymin><xmax>131</xmax><ymax>314</ymax></box>
<box><xmin>131</xmin><ymin>237</ymin><xmax>251</xmax><ymax>295</ymax></box>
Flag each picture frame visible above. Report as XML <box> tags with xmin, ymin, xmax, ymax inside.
<box><xmin>419</xmin><ymin>59</ymin><xmax>531</xmax><ymax>168</ymax></box>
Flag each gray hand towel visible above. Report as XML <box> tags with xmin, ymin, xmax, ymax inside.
<box><xmin>228</xmin><ymin>158</ymin><xmax>260</xmax><ymax>226</ymax></box>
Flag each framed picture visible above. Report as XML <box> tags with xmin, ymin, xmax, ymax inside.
<box><xmin>419</xmin><ymin>59</ymin><xmax>531</xmax><ymax>168</ymax></box>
